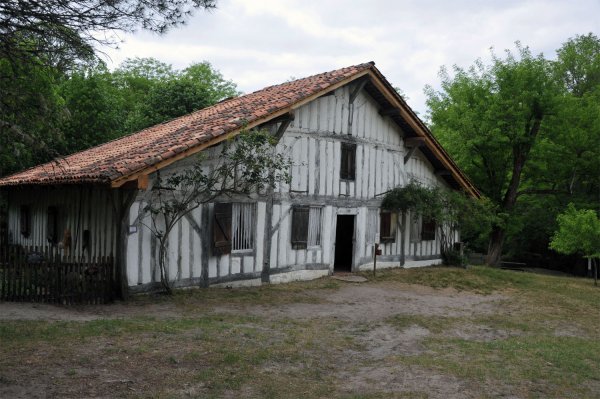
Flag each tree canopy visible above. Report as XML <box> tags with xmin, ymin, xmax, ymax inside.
<box><xmin>550</xmin><ymin>204</ymin><xmax>600</xmax><ymax>260</ymax></box>
<box><xmin>426</xmin><ymin>35</ymin><xmax>600</xmax><ymax>269</ymax></box>
<box><xmin>0</xmin><ymin>57</ymin><xmax>239</xmax><ymax>177</ymax></box>
<box><xmin>0</xmin><ymin>0</ymin><xmax>216</xmax><ymax>69</ymax></box>
<box><xmin>0</xmin><ymin>0</ymin><xmax>219</xmax><ymax>176</ymax></box>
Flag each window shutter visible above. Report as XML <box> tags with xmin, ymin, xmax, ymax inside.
<box><xmin>380</xmin><ymin>211</ymin><xmax>396</xmax><ymax>243</ymax></box>
<box><xmin>213</xmin><ymin>203</ymin><xmax>232</xmax><ymax>255</ymax></box>
<box><xmin>291</xmin><ymin>206</ymin><xmax>309</xmax><ymax>249</ymax></box>
<box><xmin>348</xmin><ymin>144</ymin><xmax>356</xmax><ymax>180</ymax></box>
<box><xmin>410</xmin><ymin>213</ymin><xmax>421</xmax><ymax>242</ymax></box>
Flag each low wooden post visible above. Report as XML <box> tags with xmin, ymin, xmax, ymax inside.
<box><xmin>373</xmin><ymin>243</ymin><xmax>380</xmax><ymax>277</ymax></box>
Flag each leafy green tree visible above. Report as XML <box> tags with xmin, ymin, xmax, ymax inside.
<box><xmin>550</xmin><ymin>204</ymin><xmax>600</xmax><ymax>285</ymax></box>
<box><xmin>426</xmin><ymin>43</ymin><xmax>561</xmax><ymax>265</ymax></box>
<box><xmin>0</xmin><ymin>1</ymin><xmax>217</xmax><ymax>68</ymax></box>
<box><xmin>123</xmin><ymin>60</ymin><xmax>239</xmax><ymax>132</ymax></box>
<box><xmin>0</xmin><ymin>1</ymin><xmax>218</xmax><ymax>178</ymax></box>
<box><xmin>382</xmin><ymin>181</ymin><xmax>496</xmax><ymax>265</ymax></box>
<box><xmin>0</xmin><ymin>58</ymin><xmax>66</xmax><ymax>176</ymax></box>
<box><xmin>554</xmin><ymin>33</ymin><xmax>600</xmax><ymax>97</ymax></box>
<box><xmin>58</xmin><ymin>64</ymin><xmax>126</xmax><ymax>152</ymax></box>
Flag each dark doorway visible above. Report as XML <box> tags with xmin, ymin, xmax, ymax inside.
<box><xmin>334</xmin><ymin>215</ymin><xmax>355</xmax><ymax>272</ymax></box>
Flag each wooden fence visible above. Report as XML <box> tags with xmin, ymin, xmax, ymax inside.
<box><xmin>0</xmin><ymin>246</ymin><xmax>115</xmax><ymax>304</ymax></box>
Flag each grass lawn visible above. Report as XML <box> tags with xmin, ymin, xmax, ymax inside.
<box><xmin>1</xmin><ymin>266</ymin><xmax>599</xmax><ymax>398</ymax></box>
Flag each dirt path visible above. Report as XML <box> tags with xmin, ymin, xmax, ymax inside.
<box><xmin>214</xmin><ymin>281</ymin><xmax>506</xmax><ymax>321</ymax></box>
<box><xmin>0</xmin><ymin>278</ymin><xmax>516</xmax><ymax>399</ymax></box>
<box><xmin>0</xmin><ymin>281</ymin><xmax>506</xmax><ymax>322</ymax></box>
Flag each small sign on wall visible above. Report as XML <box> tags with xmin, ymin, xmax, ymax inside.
<box><xmin>128</xmin><ymin>225</ymin><xmax>138</xmax><ymax>234</ymax></box>
<box><xmin>375</xmin><ymin>233</ymin><xmax>380</xmax><ymax>244</ymax></box>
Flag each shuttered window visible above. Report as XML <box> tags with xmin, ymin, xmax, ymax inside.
<box><xmin>213</xmin><ymin>203</ymin><xmax>232</xmax><ymax>255</ymax></box>
<box><xmin>213</xmin><ymin>202</ymin><xmax>256</xmax><ymax>254</ymax></box>
<box><xmin>380</xmin><ymin>211</ymin><xmax>397</xmax><ymax>243</ymax></box>
<box><xmin>291</xmin><ymin>206</ymin><xmax>322</xmax><ymax>249</ymax></box>
<box><xmin>20</xmin><ymin>205</ymin><xmax>30</xmax><ymax>238</ymax></box>
<box><xmin>232</xmin><ymin>203</ymin><xmax>255</xmax><ymax>251</ymax></box>
<box><xmin>340</xmin><ymin>143</ymin><xmax>356</xmax><ymax>180</ymax></box>
<box><xmin>421</xmin><ymin>218</ymin><xmax>436</xmax><ymax>241</ymax></box>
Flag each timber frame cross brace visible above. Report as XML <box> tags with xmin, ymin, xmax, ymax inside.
<box><xmin>403</xmin><ymin>137</ymin><xmax>426</xmax><ymax>164</ymax></box>
<box><xmin>275</xmin><ymin>112</ymin><xmax>295</xmax><ymax>139</ymax></box>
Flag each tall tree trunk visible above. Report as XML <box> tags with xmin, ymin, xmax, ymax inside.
<box><xmin>486</xmin><ymin>117</ymin><xmax>542</xmax><ymax>266</ymax></box>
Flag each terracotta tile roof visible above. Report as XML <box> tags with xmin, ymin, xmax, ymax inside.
<box><xmin>0</xmin><ymin>62</ymin><xmax>375</xmax><ymax>187</ymax></box>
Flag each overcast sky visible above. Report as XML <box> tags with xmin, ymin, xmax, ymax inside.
<box><xmin>102</xmin><ymin>0</ymin><xmax>600</xmax><ymax>115</ymax></box>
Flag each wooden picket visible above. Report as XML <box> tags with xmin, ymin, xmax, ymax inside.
<box><xmin>0</xmin><ymin>245</ymin><xmax>115</xmax><ymax>304</ymax></box>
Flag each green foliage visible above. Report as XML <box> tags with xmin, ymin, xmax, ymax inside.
<box><xmin>381</xmin><ymin>180</ymin><xmax>438</xmax><ymax>217</ymax></box>
<box><xmin>0</xmin><ymin>57</ymin><xmax>66</xmax><ymax>176</ymax></box>
<box><xmin>550</xmin><ymin>204</ymin><xmax>600</xmax><ymax>259</ymax></box>
<box><xmin>58</xmin><ymin>64</ymin><xmax>126</xmax><ymax>152</ymax></box>
<box><xmin>554</xmin><ymin>33</ymin><xmax>600</xmax><ymax>97</ymax></box>
<box><xmin>0</xmin><ymin>0</ymin><xmax>218</xmax><ymax>178</ymax></box>
<box><xmin>381</xmin><ymin>181</ymin><xmax>496</xmax><ymax>263</ymax></box>
<box><xmin>0</xmin><ymin>1</ymin><xmax>217</xmax><ymax>70</ymax></box>
<box><xmin>426</xmin><ymin>37</ymin><xmax>600</xmax><ymax>266</ymax></box>
<box><xmin>0</xmin><ymin>57</ymin><xmax>239</xmax><ymax>178</ymax></box>
<box><xmin>115</xmin><ymin>58</ymin><xmax>239</xmax><ymax>133</ymax></box>
<box><xmin>426</xmin><ymin>43</ymin><xmax>559</xmax><ymax>204</ymax></box>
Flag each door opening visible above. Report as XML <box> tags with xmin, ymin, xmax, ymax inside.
<box><xmin>334</xmin><ymin>215</ymin><xmax>355</xmax><ymax>272</ymax></box>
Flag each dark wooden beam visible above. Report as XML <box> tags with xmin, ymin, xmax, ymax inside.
<box><xmin>404</xmin><ymin>137</ymin><xmax>426</xmax><ymax>147</ymax></box>
<box><xmin>349</xmin><ymin>77</ymin><xmax>369</xmax><ymax>104</ymax></box>
<box><xmin>379</xmin><ymin>108</ymin><xmax>400</xmax><ymax>117</ymax></box>
<box><xmin>403</xmin><ymin>137</ymin><xmax>427</xmax><ymax>164</ymax></box>
<box><xmin>275</xmin><ymin>112</ymin><xmax>295</xmax><ymax>139</ymax></box>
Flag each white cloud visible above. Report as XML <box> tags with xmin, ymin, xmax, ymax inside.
<box><xmin>101</xmin><ymin>0</ymin><xmax>600</xmax><ymax>114</ymax></box>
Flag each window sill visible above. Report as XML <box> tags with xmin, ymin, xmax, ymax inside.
<box><xmin>231</xmin><ymin>249</ymin><xmax>253</xmax><ymax>255</ymax></box>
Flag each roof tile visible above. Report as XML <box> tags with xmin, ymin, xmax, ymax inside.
<box><xmin>0</xmin><ymin>62</ymin><xmax>371</xmax><ymax>186</ymax></box>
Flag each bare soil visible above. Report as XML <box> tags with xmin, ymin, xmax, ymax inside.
<box><xmin>0</xmin><ymin>271</ymin><xmax>595</xmax><ymax>399</ymax></box>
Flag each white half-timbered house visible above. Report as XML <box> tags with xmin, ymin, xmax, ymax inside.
<box><xmin>0</xmin><ymin>62</ymin><xmax>479</xmax><ymax>295</ymax></box>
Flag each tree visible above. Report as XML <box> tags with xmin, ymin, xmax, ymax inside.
<box><xmin>426</xmin><ymin>43</ymin><xmax>561</xmax><ymax>265</ymax></box>
<box><xmin>381</xmin><ymin>181</ymin><xmax>495</xmax><ymax>265</ymax></box>
<box><xmin>0</xmin><ymin>57</ymin><xmax>66</xmax><ymax>176</ymax></box>
<box><xmin>58</xmin><ymin>64</ymin><xmax>126</xmax><ymax>152</ymax></box>
<box><xmin>550</xmin><ymin>204</ymin><xmax>600</xmax><ymax>285</ymax></box>
<box><xmin>142</xmin><ymin>130</ymin><xmax>291</xmax><ymax>293</ymax></box>
<box><xmin>115</xmin><ymin>58</ymin><xmax>239</xmax><ymax>133</ymax></box>
<box><xmin>0</xmin><ymin>1</ymin><xmax>217</xmax><ymax>177</ymax></box>
<box><xmin>0</xmin><ymin>1</ymin><xmax>217</xmax><ymax>69</ymax></box>
<box><xmin>554</xmin><ymin>33</ymin><xmax>600</xmax><ymax>97</ymax></box>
